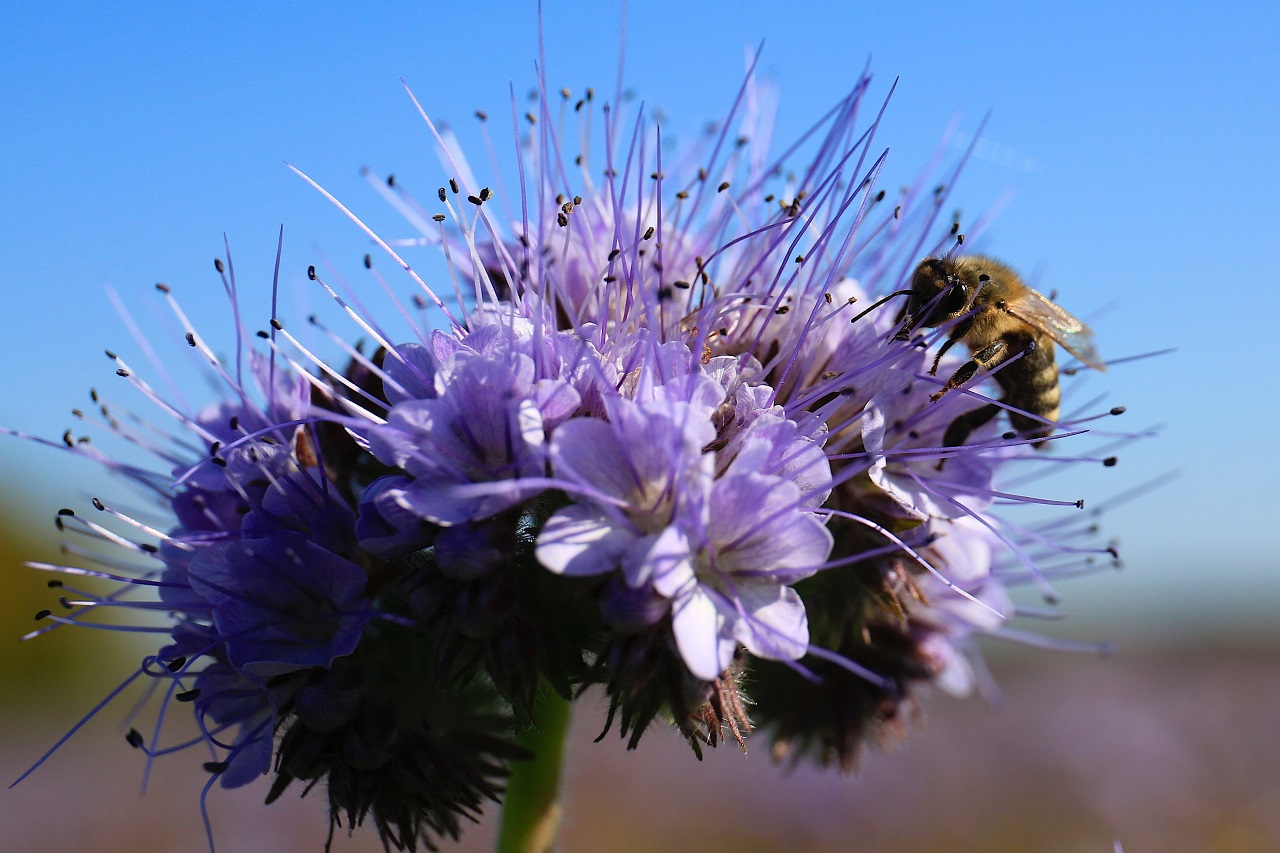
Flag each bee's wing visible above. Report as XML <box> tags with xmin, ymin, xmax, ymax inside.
<box><xmin>1008</xmin><ymin>288</ymin><xmax>1106</xmax><ymax>371</ymax></box>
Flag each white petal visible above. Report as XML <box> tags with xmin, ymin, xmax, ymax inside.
<box><xmin>535</xmin><ymin>504</ymin><xmax>633</xmax><ymax>576</ymax></box>
<box><xmin>671</xmin><ymin>586</ymin><xmax>736</xmax><ymax>681</ymax></box>
<box><xmin>734</xmin><ymin>582</ymin><xmax>809</xmax><ymax>662</ymax></box>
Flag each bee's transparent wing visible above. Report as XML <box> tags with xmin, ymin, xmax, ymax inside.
<box><xmin>1009</xmin><ymin>288</ymin><xmax>1106</xmax><ymax>371</ymax></box>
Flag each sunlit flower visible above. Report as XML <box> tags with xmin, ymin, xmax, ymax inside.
<box><xmin>9</xmin><ymin>39</ymin><xmax>1132</xmax><ymax>853</ymax></box>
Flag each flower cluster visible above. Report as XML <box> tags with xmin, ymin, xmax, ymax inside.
<box><xmin>13</xmin><ymin>58</ymin><xmax>1127</xmax><ymax>851</ymax></box>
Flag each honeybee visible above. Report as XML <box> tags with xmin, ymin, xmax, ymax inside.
<box><xmin>903</xmin><ymin>255</ymin><xmax>1105</xmax><ymax>448</ymax></box>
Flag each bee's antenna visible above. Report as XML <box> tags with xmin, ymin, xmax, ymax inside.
<box><xmin>848</xmin><ymin>289</ymin><xmax>912</xmax><ymax>329</ymax></box>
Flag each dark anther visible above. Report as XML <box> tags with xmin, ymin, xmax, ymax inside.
<box><xmin>62</xmin><ymin>430</ymin><xmax>74</xmax><ymax>447</ymax></box>
<box><xmin>270</xmin><ymin>318</ymin><xmax>284</xmax><ymax>331</ymax></box>
<box><xmin>140</xmin><ymin>543</ymin><xmax>158</xmax><ymax>554</ymax></box>
<box><xmin>363</xmin><ymin>254</ymin><xmax>372</xmax><ymax>269</ymax></box>
<box><xmin>875</xmin><ymin>190</ymin><xmax>886</xmax><ymax>201</ymax></box>
<box><xmin>166</xmin><ymin>656</ymin><xmax>187</xmax><ymax>672</ymax></box>
<box><xmin>432</xmin><ymin>213</ymin><xmax>446</xmax><ymax>222</ymax></box>
<box><xmin>212</xmin><ymin>457</ymin><xmax>228</xmax><ymax>468</ymax></box>
<box><xmin>229</xmin><ymin>415</ymin><xmax>239</xmax><ymax>430</ymax></box>
<box><xmin>256</xmin><ymin>330</ymin><xmax>269</xmax><ymax>339</ymax></box>
<box><xmin>214</xmin><ymin>258</ymin><xmax>225</xmax><ymax>273</ymax></box>
<box><xmin>104</xmin><ymin>350</ymin><xmax>117</xmax><ymax>360</ymax></box>
<box><xmin>449</xmin><ymin>178</ymin><xmax>459</xmax><ymax>194</ymax></box>
<box><xmin>1110</xmin><ymin>406</ymin><xmax>1126</xmax><ymax>416</ymax></box>
<box><xmin>978</xmin><ymin>274</ymin><xmax>990</xmax><ymax>282</ymax></box>
<box><xmin>775</xmin><ymin>306</ymin><xmax>790</xmax><ymax>315</ymax></box>
<box><xmin>957</xmin><ymin>234</ymin><xmax>965</xmax><ymax>244</ymax></box>
<box><xmin>175</xmin><ymin>689</ymin><xmax>201</xmax><ymax>703</ymax></box>
<box><xmin>203</xmin><ymin>762</ymin><xmax>229</xmax><ymax>774</ymax></box>
<box><xmin>1075</xmin><ymin>499</ymin><xmax>1086</xmax><ymax>509</ymax></box>
<box><xmin>35</xmin><ymin>610</ymin><xmax>51</xmax><ymax>621</ymax></box>
<box><xmin>1003</xmin><ymin>431</ymin><xmax>1018</xmax><ymax>440</ymax></box>
<box><xmin>115</xmin><ymin>368</ymin><xmax>130</xmax><ymax>377</ymax></box>
<box><xmin>92</xmin><ymin>498</ymin><xmax>105</xmax><ymax>511</ymax></box>
<box><xmin>643</xmin><ymin>226</ymin><xmax>655</xmax><ymax>240</ymax></box>
<box><xmin>387</xmin><ymin>174</ymin><xmax>396</xmax><ymax>186</ymax></box>
<box><xmin>658</xmin><ymin>286</ymin><xmax>674</xmax><ymax>301</ymax></box>
<box><xmin>57</xmin><ymin>508</ymin><xmax>74</xmax><ymax>517</ymax></box>
<box><xmin>47</xmin><ymin>580</ymin><xmax>63</xmax><ymax>588</ymax></box>
<box><xmin>717</xmin><ymin>181</ymin><xmax>731</xmax><ymax>192</ymax></box>
<box><xmin>209</xmin><ymin>441</ymin><xmax>221</xmax><ymax>456</ymax></box>
<box><xmin>437</xmin><ymin>187</ymin><xmax>447</xmax><ymax>202</ymax></box>
<box><xmin>475</xmin><ymin>109</ymin><xmax>488</xmax><ymax>121</ymax></box>
<box><xmin>126</xmin><ymin>729</ymin><xmax>145</xmax><ymax>749</ymax></box>
<box><xmin>58</xmin><ymin>596</ymin><xmax>72</xmax><ymax>610</ymax></box>
<box><xmin>1103</xmin><ymin>456</ymin><xmax>1118</xmax><ymax>467</ymax></box>
<box><xmin>557</xmin><ymin>213</ymin><xmax>568</xmax><ymax>227</ymax></box>
<box><xmin>185</xmin><ymin>332</ymin><xmax>197</xmax><ymax>347</ymax></box>
<box><xmin>608</xmin><ymin>248</ymin><xmax>621</xmax><ymax>261</ymax></box>
<box><xmin>307</xmin><ymin>265</ymin><xmax>317</xmax><ymax>280</ymax></box>
<box><xmin>54</xmin><ymin>518</ymin><xmax>63</xmax><ymax>531</ymax></box>
<box><xmin>573</xmin><ymin>195</ymin><xmax>582</xmax><ymax>205</ymax></box>
<box><xmin>480</xmin><ymin>187</ymin><xmax>492</xmax><ymax>201</ymax></box>
<box><xmin>675</xmin><ymin>190</ymin><xmax>689</xmax><ymax>200</ymax></box>
<box><xmin>155</xmin><ymin>282</ymin><xmax>170</xmax><ymax>293</ymax></box>
<box><xmin>467</xmin><ymin>194</ymin><xmax>483</xmax><ymax>205</ymax></box>
<box><xmin>673</xmin><ymin>280</ymin><xmax>691</xmax><ymax>289</ymax></box>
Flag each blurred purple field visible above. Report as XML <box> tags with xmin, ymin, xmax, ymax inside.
<box><xmin>3</xmin><ymin>641</ymin><xmax>1277</xmax><ymax>853</ymax></box>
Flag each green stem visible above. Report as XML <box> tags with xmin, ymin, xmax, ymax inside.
<box><xmin>495</xmin><ymin>687</ymin><xmax>573</xmax><ymax>853</ymax></box>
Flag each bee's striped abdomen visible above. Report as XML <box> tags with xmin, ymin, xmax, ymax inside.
<box><xmin>996</xmin><ymin>332</ymin><xmax>1060</xmax><ymax>442</ymax></box>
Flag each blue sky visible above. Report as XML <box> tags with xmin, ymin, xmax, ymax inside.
<box><xmin>1</xmin><ymin>1</ymin><xmax>1276</xmax><ymax>640</ymax></box>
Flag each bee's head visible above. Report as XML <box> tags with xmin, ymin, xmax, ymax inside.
<box><xmin>906</xmin><ymin>257</ymin><xmax>972</xmax><ymax>328</ymax></box>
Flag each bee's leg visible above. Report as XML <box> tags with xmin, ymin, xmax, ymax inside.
<box><xmin>929</xmin><ymin>337</ymin><xmax>1008</xmax><ymax>402</ymax></box>
<box><xmin>934</xmin><ymin>402</ymin><xmax>1002</xmax><ymax>470</ymax></box>
<box><xmin>929</xmin><ymin>337</ymin><xmax>961</xmax><ymax>375</ymax></box>
<box><xmin>927</xmin><ymin>315</ymin><xmax>978</xmax><ymax>375</ymax></box>
<box><xmin>942</xmin><ymin>403</ymin><xmax>1001</xmax><ymax>449</ymax></box>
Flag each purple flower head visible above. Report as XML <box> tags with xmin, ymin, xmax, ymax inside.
<box><xmin>354</xmin><ymin>473</ymin><xmax>435</xmax><ymax>557</ymax></box>
<box><xmin>537</xmin><ymin>369</ymin><xmax>833</xmax><ymax>681</ymax></box>
<box><xmin>859</xmin><ymin>366</ymin><xmax>1005</xmax><ymax>522</ymax></box>
<box><xmin>191</xmin><ymin>661</ymin><xmax>278</xmax><ymax>788</ymax></box>
<box><xmin>366</xmin><ymin>322</ymin><xmax>579</xmax><ymax>526</ymax></box>
<box><xmin>12</xmin><ymin>33</ymin><xmax>1146</xmax><ymax>853</ymax></box>
<box><xmin>187</xmin><ymin>528</ymin><xmax>372</xmax><ymax>678</ymax></box>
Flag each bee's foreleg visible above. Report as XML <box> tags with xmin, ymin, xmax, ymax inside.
<box><xmin>929</xmin><ymin>338</ymin><xmax>1008</xmax><ymax>402</ymax></box>
<box><xmin>928</xmin><ymin>316</ymin><xmax>977</xmax><ymax>375</ymax></box>
<box><xmin>929</xmin><ymin>337</ymin><xmax>961</xmax><ymax>375</ymax></box>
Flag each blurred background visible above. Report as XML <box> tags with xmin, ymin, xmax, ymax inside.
<box><xmin>1</xmin><ymin>1</ymin><xmax>1276</xmax><ymax>850</ymax></box>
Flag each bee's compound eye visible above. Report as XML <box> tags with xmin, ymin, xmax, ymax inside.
<box><xmin>941</xmin><ymin>280</ymin><xmax>969</xmax><ymax>315</ymax></box>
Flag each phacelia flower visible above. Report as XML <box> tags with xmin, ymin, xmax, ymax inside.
<box><xmin>12</xmin><ymin>40</ymin><xmax>1138</xmax><ymax>853</ymax></box>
